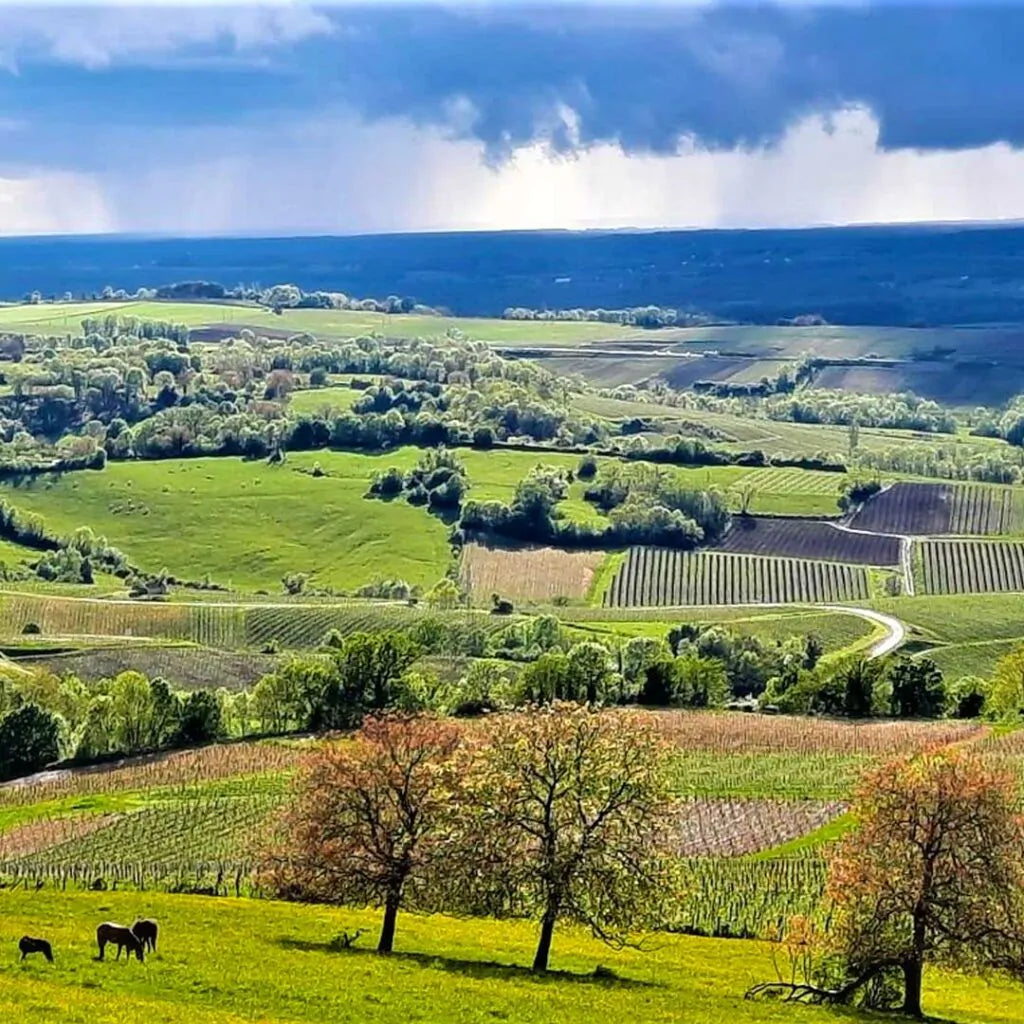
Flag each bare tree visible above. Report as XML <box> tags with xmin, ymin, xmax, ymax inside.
<box><xmin>456</xmin><ymin>704</ymin><xmax>680</xmax><ymax>972</ymax></box>
<box><xmin>259</xmin><ymin>714</ymin><xmax>460</xmax><ymax>953</ymax></box>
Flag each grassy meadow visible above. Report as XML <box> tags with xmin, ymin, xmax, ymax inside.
<box><xmin>287</xmin><ymin>386</ymin><xmax>362</xmax><ymax>416</ymax></box>
<box><xmin>1</xmin><ymin>889</ymin><xmax>1021</xmax><ymax>1024</ymax></box>
<box><xmin>0</xmin><ymin>454</ymin><xmax>455</xmax><ymax>592</ymax></box>
<box><xmin>0</xmin><ymin>300</ymin><xmax>635</xmax><ymax>345</ymax></box>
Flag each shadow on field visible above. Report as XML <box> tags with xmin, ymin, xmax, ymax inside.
<box><xmin>275</xmin><ymin>937</ymin><xmax>658</xmax><ymax>988</ymax></box>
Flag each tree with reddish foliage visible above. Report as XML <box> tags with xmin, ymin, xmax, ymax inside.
<box><xmin>455</xmin><ymin>704</ymin><xmax>680</xmax><ymax>973</ymax></box>
<box><xmin>259</xmin><ymin>714</ymin><xmax>460</xmax><ymax>954</ymax></box>
<box><xmin>748</xmin><ymin>748</ymin><xmax>1024</xmax><ymax>1017</ymax></box>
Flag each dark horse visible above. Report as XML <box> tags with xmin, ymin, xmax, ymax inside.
<box><xmin>96</xmin><ymin>922</ymin><xmax>144</xmax><ymax>962</ymax></box>
<box><xmin>132</xmin><ymin>919</ymin><xmax>158</xmax><ymax>953</ymax></box>
<box><xmin>18</xmin><ymin>937</ymin><xmax>53</xmax><ymax>963</ymax></box>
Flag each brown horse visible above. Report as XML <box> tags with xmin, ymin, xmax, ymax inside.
<box><xmin>19</xmin><ymin>936</ymin><xmax>53</xmax><ymax>963</ymax></box>
<box><xmin>96</xmin><ymin>922</ymin><xmax>144</xmax><ymax>962</ymax></box>
<box><xmin>132</xmin><ymin>919</ymin><xmax>158</xmax><ymax>953</ymax></box>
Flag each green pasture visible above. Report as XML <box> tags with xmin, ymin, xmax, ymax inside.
<box><xmin>0</xmin><ymin>300</ymin><xmax>635</xmax><ymax>345</ymax></box>
<box><xmin>287</xmin><ymin>386</ymin><xmax>362</xmax><ymax>416</ymax></box>
<box><xmin>872</xmin><ymin>592</ymin><xmax>1024</xmax><ymax>645</ymax></box>
<box><xmin>0</xmin><ymin>889</ymin><xmax>1020</xmax><ymax>1024</ymax></box>
<box><xmin>920</xmin><ymin>638</ymin><xmax>1023</xmax><ymax>680</ymax></box>
<box><xmin>0</xmin><ymin>454</ymin><xmax>456</xmax><ymax>592</ymax></box>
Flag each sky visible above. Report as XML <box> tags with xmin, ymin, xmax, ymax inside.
<box><xmin>3</xmin><ymin>1</ymin><xmax>1024</xmax><ymax>236</ymax></box>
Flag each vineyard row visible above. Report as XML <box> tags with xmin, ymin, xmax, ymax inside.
<box><xmin>919</xmin><ymin>539</ymin><xmax>1024</xmax><ymax>595</ymax></box>
<box><xmin>604</xmin><ymin>548</ymin><xmax>870</xmax><ymax>607</ymax></box>
<box><xmin>0</xmin><ymin>595</ymin><xmax>508</xmax><ymax>650</ymax></box>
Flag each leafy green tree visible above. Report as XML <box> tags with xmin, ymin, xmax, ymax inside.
<box><xmin>75</xmin><ymin>695</ymin><xmax>115</xmax><ymax>759</ymax></box>
<box><xmin>672</xmin><ymin>653</ymin><xmax>729</xmax><ymax>708</ymax></box>
<box><xmin>817</xmin><ymin>658</ymin><xmax>885</xmax><ymax>718</ymax></box>
<box><xmin>253</xmin><ymin>658</ymin><xmax>335</xmax><ymax>733</ymax></box>
<box><xmin>174</xmin><ymin>691</ymin><xmax>223</xmax><ymax>746</ymax></box>
<box><xmin>987</xmin><ymin>646</ymin><xmax>1024</xmax><ymax>718</ymax></box>
<box><xmin>329</xmin><ymin>631</ymin><xmax>421</xmax><ymax>712</ymax></box>
<box><xmin>110</xmin><ymin>671</ymin><xmax>155</xmax><ymax>752</ymax></box>
<box><xmin>426</xmin><ymin>578</ymin><xmax>460</xmax><ymax>609</ymax></box>
<box><xmin>0</xmin><ymin>703</ymin><xmax>61</xmax><ymax>780</ymax></box>
<box><xmin>619</xmin><ymin>637</ymin><xmax>669</xmax><ymax>700</ymax></box>
<box><xmin>148</xmin><ymin>677</ymin><xmax>182</xmax><ymax>747</ymax></box>
<box><xmin>888</xmin><ymin>657</ymin><xmax>945</xmax><ymax>718</ymax></box>
<box><xmin>565</xmin><ymin>642</ymin><xmax>615</xmax><ymax>703</ymax></box>
<box><xmin>520</xmin><ymin>652</ymin><xmax>570</xmax><ymax>704</ymax></box>
<box><xmin>946</xmin><ymin>675</ymin><xmax>988</xmax><ymax>719</ymax></box>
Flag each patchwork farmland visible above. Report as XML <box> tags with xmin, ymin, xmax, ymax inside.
<box><xmin>918</xmin><ymin>539</ymin><xmax>1024</xmax><ymax>594</ymax></box>
<box><xmin>603</xmin><ymin>548</ymin><xmax>870</xmax><ymax>607</ymax></box>
<box><xmin>716</xmin><ymin>515</ymin><xmax>899</xmax><ymax>564</ymax></box>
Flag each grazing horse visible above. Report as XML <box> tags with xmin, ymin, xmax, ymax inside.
<box><xmin>18</xmin><ymin>937</ymin><xmax>53</xmax><ymax>963</ymax></box>
<box><xmin>96</xmin><ymin>923</ymin><xmax>144</xmax><ymax>962</ymax></box>
<box><xmin>132</xmin><ymin>919</ymin><xmax>158</xmax><ymax>953</ymax></box>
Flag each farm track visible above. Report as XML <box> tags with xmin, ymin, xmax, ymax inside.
<box><xmin>820</xmin><ymin>605</ymin><xmax>905</xmax><ymax>659</ymax></box>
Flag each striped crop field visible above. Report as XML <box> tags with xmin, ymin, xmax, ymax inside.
<box><xmin>241</xmin><ymin>604</ymin><xmax>506</xmax><ymax>649</ymax></box>
<box><xmin>716</xmin><ymin>516</ymin><xmax>899</xmax><ymax>564</ymax></box>
<box><xmin>851</xmin><ymin>482</ymin><xmax>951</xmax><ymax>534</ymax></box>
<box><xmin>603</xmin><ymin>548</ymin><xmax>870</xmax><ymax>607</ymax></box>
<box><xmin>23</xmin><ymin>646</ymin><xmax>279</xmax><ymax>690</ymax></box>
<box><xmin>949</xmin><ymin>484</ymin><xmax>1024</xmax><ymax>534</ymax></box>
<box><xmin>0</xmin><ymin>593</ymin><xmax>194</xmax><ymax>641</ymax></box>
<box><xmin>0</xmin><ymin>593</ymin><xmax>509</xmax><ymax>650</ymax></box>
<box><xmin>737</xmin><ymin>467</ymin><xmax>846</xmax><ymax>497</ymax></box>
<box><xmin>853</xmin><ymin>481</ymin><xmax>1024</xmax><ymax>536</ymax></box>
<box><xmin>919</xmin><ymin>539</ymin><xmax>1024</xmax><ymax>594</ymax></box>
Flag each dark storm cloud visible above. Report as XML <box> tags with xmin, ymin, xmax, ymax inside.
<box><xmin>307</xmin><ymin>4</ymin><xmax>1024</xmax><ymax>158</ymax></box>
<box><xmin>2</xmin><ymin>3</ymin><xmax>1023</xmax><ymax>174</ymax></box>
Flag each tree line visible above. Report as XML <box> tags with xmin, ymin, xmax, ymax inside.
<box><xmin>8</xmin><ymin>606</ymin><xmax>1023</xmax><ymax>785</ymax></box>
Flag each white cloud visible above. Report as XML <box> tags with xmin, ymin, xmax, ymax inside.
<box><xmin>7</xmin><ymin>103</ymin><xmax>1024</xmax><ymax>236</ymax></box>
<box><xmin>0</xmin><ymin>170</ymin><xmax>113</xmax><ymax>234</ymax></box>
<box><xmin>0</xmin><ymin>3</ymin><xmax>332</xmax><ymax>71</ymax></box>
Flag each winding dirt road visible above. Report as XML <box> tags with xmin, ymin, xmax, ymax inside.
<box><xmin>822</xmin><ymin>604</ymin><xmax>906</xmax><ymax>659</ymax></box>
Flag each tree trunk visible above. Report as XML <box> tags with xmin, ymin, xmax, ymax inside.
<box><xmin>378</xmin><ymin>893</ymin><xmax>400</xmax><ymax>954</ymax></box>
<box><xmin>532</xmin><ymin>909</ymin><xmax>557</xmax><ymax>972</ymax></box>
<box><xmin>904</xmin><ymin>890</ymin><xmax>928</xmax><ymax>1018</ymax></box>
<box><xmin>903</xmin><ymin>958</ymin><xmax>924</xmax><ymax>1018</ymax></box>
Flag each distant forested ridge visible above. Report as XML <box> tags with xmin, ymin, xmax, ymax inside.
<box><xmin>4</xmin><ymin>223</ymin><xmax>1024</xmax><ymax>325</ymax></box>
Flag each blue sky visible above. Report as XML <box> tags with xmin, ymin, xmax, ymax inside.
<box><xmin>2</xmin><ymin>1</ymin><xmax>1024</xmax><ymax>235</ymax></box>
